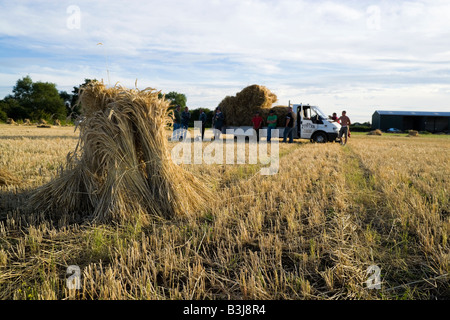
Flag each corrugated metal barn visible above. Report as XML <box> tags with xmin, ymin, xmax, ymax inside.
<box><xmin>372</xmin><ymin>110</ymin><xmax>450</xmax><ymax>133</ymax></box>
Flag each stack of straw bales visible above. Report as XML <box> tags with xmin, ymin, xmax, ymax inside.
<box><xmin>30</xmin><ymin>82</ymin><xmax>210</xmax><ymax>223</ymax></box>
<box><xmin>367</xmin><ymin>129</ymin><xmax>383</xmax><ymax>136</ymax></box>
<box><xmin>218</xmin><ymin>85</ymin><xmax>278</xmax><ymax>126</ymax></box>
<box><xmin>408</xmin><ymin>130</ymin><xmax>419</xmax><ymax>137</ymax></box>
<box><xmin>37</xmin><ymin>119</ymin><xmax>51</xmax><ymax>128</ymax></box>
<box><xmin>6</xmin><ymin>118</ymin><xmax>17</xmax><ymax>125</ymax></box>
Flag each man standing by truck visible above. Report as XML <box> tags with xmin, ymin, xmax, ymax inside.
<box><xmin>266</xmin><ymin>109</ymin><xmax>277</xmax><ymax>142</ymax></box>
<box><xmin>282</xmin><ymin>106</ymin><xmax>295</xmax><ymax>143</ymax></box>
<box><xmin>337</xmin><ymin>110</ymin><xmax>351</xmax><ymax>145</ymax></box>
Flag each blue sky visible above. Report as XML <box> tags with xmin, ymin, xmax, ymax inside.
<box><xmin>1</xmin><ymin>0</ymin><xmax>450</xmax><ymax>122</ymax></box>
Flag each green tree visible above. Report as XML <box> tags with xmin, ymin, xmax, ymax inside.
<box><xmin>1</xmin><ymin>97</ymin><xmax>28</xmax><ymax>120</ymax></box>
<box><xmin>12</xmin><ymin>75</ymin><xmax>33</xmax><ymax>110</ymax></box>
<box><xmin>158</xmin><ymin>91</ymin><xmax>187</xmax><ymax>109</ymax></box>
<box><xmin>30</xmin><ymin>81</ymin><xmax>66</xmax><ymax>120</ymax></box>
<box><xmin>0</xmin><ymin>101</ymin><xmax>8</xmax><ymax>122</ymax></box>
<box><xmin>59</xmin><ymin>90</ymin><xmax>73</xmax><ymax>117</ymax></box>
<box><xmin>4</xmin><ymin>76</ymin><xmax>67</xmax><ymax>121</ymax></box>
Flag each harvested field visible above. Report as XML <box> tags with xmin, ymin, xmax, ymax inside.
<box><xmin>0</xmin><ymin>125</ymin><xmax>449</xmax><ymax>300</ymax></box>
<box><xmin>0</xmin><ymin>168</ymin><xmax>19</xmax><ymax>186</ymax></box>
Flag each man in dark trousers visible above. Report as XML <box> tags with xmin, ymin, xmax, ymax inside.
<box><xmin>172</xmin><ymin>105</ymin><xmax>182</xmax><ymax>141</ymax></box>
<box><xmin>181</xmin><ymin>106</ymin><xmax>191</xmax><ymax>140</ymax></box>
<box><xmin>199</xmin><ymin>108</ymin><xmax>207</xmax><ymax>140</ymax></box>
<box><xmin>282</xmin><ymin>106</ymin><xmax>295</xmax><ymax>143</ymax></box>
<box><xmin>331</xmin><ymin>111</ymin><xmax>351</xmax><ymax>140</ymax></box>
<box><xmin>266</xmin><ymin>109</ymin><xmax>277</xmax><ymax>142</ymax></box>
<box><xmin>213</xmin><ymin>107</ymin><xmax>224</xmax><ymax>140</ymax></box>
<box><xmin>336</xmin><ymin>110</ymin><xmax>351</xmax><ymax>145</ymax></box>
<box><xmin>251</xmin><ymin>111</ymin><xmax>264</xmax><ymax>142</ymax></box>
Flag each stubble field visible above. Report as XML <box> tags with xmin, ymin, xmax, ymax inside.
<box><xmin>0</xmin><ymin>124</ymin><xmax>449</xmax><ymax>300</ymax></box>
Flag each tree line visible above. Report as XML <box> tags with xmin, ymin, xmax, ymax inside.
<box><xmin>0</xmin><ymin>76</ymin><xmax>211</xmax><ymax>126</ymax></box>
<box><xmin>0</xmin><ymin>76</ymin><xmax>88</xmax><ymax>123</ymax></box>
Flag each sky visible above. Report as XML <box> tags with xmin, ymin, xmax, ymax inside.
<box><xmin>1</xmin><ymin>0</ymin><xmax>450</xmax><ymax>123</ymax></box>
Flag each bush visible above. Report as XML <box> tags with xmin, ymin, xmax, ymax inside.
<box><xmin>350</xmin><ymin>125</ymin><xmax>372</xmax><ymax>132</ymax></box>
<box><xmin>0</xmin><ymin>109</ymin><xmax>7</xmax><ymax>122</ymax></box>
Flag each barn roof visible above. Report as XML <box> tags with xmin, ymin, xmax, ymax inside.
<box><xmin>374</xmin><ymin>110</ymin><xmax>450</xmax><ymax>117</ymax></box>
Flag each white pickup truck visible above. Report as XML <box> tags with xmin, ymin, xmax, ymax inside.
<box><xmin>224</xmin><ymin>104</ymin><xmax>341</xmax><ymax>143</ymax></box>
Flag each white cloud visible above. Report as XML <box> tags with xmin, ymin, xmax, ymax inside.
<box><xmin>317</xmin><ymin>1</ymin><xmax>363</xmax><ymax>21</ymax></box>
<box><xmin>1</xmin><ymin>0</ymin><xmax>450</xmax><ymax>123</ymax></box>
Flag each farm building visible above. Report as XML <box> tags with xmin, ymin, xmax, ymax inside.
<box><xmin>372</xmin><ymin>110</ymin><xmax>450</xmax><ymax>133</ymax></box>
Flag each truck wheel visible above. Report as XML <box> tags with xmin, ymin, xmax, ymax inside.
<box><xmin>312</xmin><ymin>132</ymin><xmax>327</xmax><ymax>143</ymax></box>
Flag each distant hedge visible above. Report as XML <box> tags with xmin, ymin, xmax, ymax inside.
<box><xmin>349</xmin><ymin>125</ymin><xmax>372</xmax><ymax>132</ymax></box>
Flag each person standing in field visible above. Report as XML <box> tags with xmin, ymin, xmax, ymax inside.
<box><xmin>199</xmin><ymin>108</ymin><xmax>207</xmax><ymax>141</ymax></box>
<box><xmin>266</xmin><ymin>109</ymin><xmax>277</xmax><ymax>142</ymax></box>
<box><xmin>181</xmin><ymin>106</ymin><xmax>191</xmax><ymax>140</ymax></box>
<box><xmin>212</xmin><ymin>107</ymin><xmax>217</xmax><ymax>129</ymax></box>
<box><xmin>331</xmin><ymin>111</ymin><xmax>351</xmax><ymax>139</ymax></box>
<box><xmin>251</xmin><ymin>111</ymin><xmax>264</xmax><ymax>142</ymax></box>
<box><xmin>213</xmin><ymin>107</ymin><xmax>224</xmax><ymax>140</ymax></box>
<box><xmin>282</xmin><ymin>107</ymin><xmax>295</xmax><ymax>143</ymax></box>
<box><xmin>336</xmin><ymin>110</ymin><xmax>351</xmax><ymax>145</ymax></box>
<box><xmin>172</xmin><ymin>105</ymin><xmax>182</xmax><ymax>141</ymax></box>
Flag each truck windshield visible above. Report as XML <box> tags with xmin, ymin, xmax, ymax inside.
<box><xmin>312</xmin><ymin>107</ymin><xmax>327</xmax><ymax>119</ymax></box>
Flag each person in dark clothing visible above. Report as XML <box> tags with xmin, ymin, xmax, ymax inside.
<box><xmin>181</xmin><ymin>107</ymin><xmax>191</xmax><ymax>140</ymax></box>
<box><xmin>212</xmin><ymin>107</ymin><xmax>217</xmax><ymax>128</ymax></box>
<box><xmin>172</xmin><ymin>105</ymin><xmax>182</xmax><ymax>141</ymax></box>
<box><xmin>213</xmin><ymin>107</ymin><xmax>224</xmax><ymax>140</ymax></box>
<box><xmin>282</xmin><ymin>107</ymin><xmax>295</xmax><ymax>143</ymax></box>
<box><xmin>199</xmin><ymin>108</ymin><xmax>207</xmax><ymax>140</ymax></box>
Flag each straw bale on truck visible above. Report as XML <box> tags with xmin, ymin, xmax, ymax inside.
<box><xmin>218</xmin><ymin>85</ymin><xmax>278</xmax><ymax>126</ymax></box>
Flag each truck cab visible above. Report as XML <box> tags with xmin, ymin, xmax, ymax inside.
<box><xmin>223</xmin><ymin>103</ymin><xmax>341</xmax><ymax>143</ymax></box>
<box><xmin>292</xmin><ymin>104</ymin><xmax>340</xmax><ymax>142</ymax></box>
